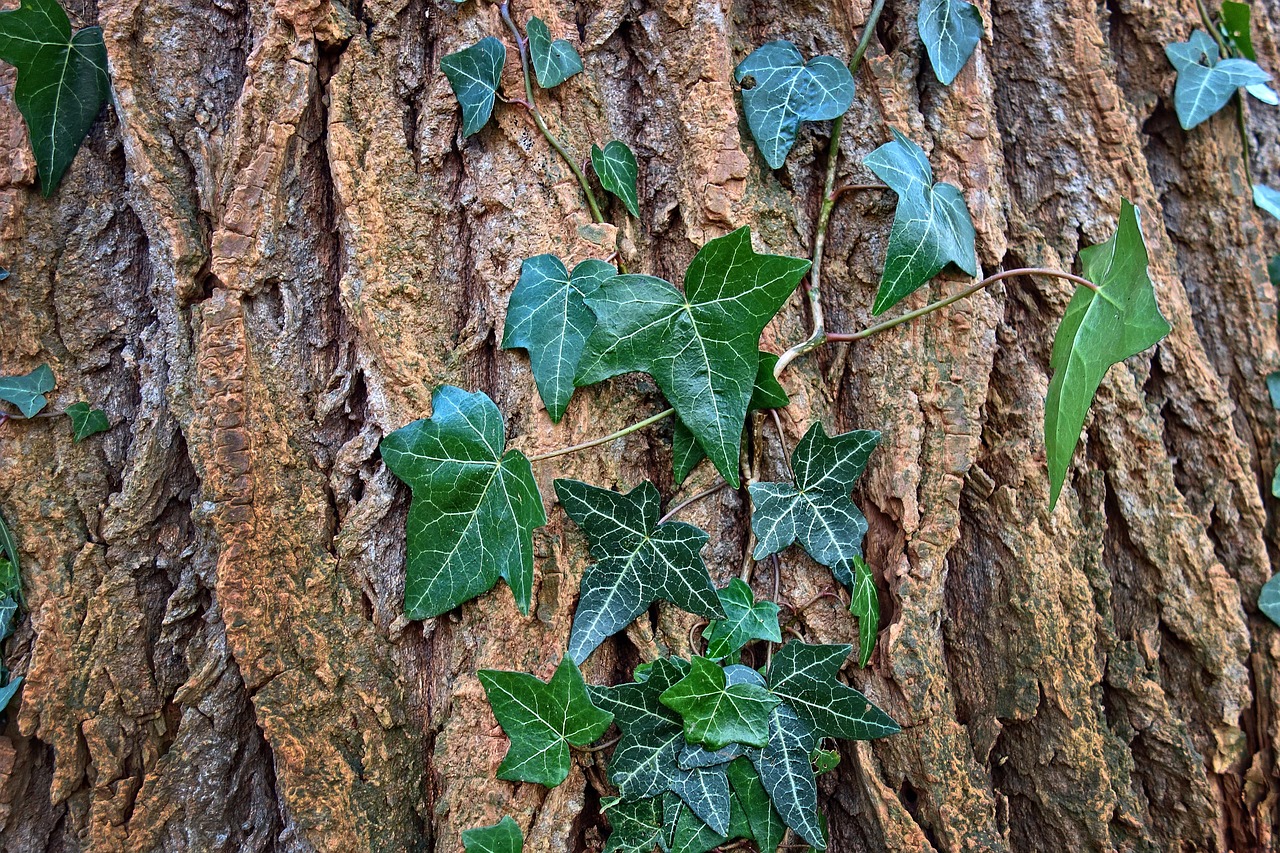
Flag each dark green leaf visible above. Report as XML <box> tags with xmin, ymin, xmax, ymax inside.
<box><xmin>592</xmin><ymin>141</ymin><xmax>640</xmax><ymax>218</ymax></box>
<box><xmin>864</xmin><ymin>129</ymin><xmax>976</xmax><ymax>314</ymax></box>
<box><xmin>65</xmin><ymin>401</ymin><xmax>108</xmax><ymax>441</ymax></box>
<box><xmin>848</xmin><ymin>556</ymin><xmax>878</xmax><ymax>667</ymax></box>
<box><xmin>702</xmin><ymin>578</ymin><xmax>782</xmax><ymax>661</ymax></box>
<box><xmin>577</xmin><ymin>227</ymin><xmax>809</xmax><ymax>486</ymax></box>
<box><xmin>441</xmin><ymin>37</ymin><xmax>506</xmax><ymax>137</ymax></box>
<box><xmin>0</xmin><ymin>675</ymin><xmax>20</xmax><ymax>714</ymax></box>
<box><xmin>0</xmin><ymin>511</ymin><xmax>17</xmax><ymax>583</ymax></box>
<box><xmin>0</xmin><ymin>592</ymin><xmax>16</xmax><ymax>639</ymax></box>
<box><xmin>660</xmin><ymin>656</ymin><xmax>780</xmax><ymax>749</ymax></box>
<box><xmin>1222</xmin><ymin>1</ymin><xmax>1256</xmax><ymax>60</ymax></box>
<box><xmin>766</xmin><ymin>642</ymin><xmax>900</xmax><ymax>741</ymax></box>
<box><xmin>1271</xmin><ymin>256</ymin><xmax>1280</xmax><ymax>288</ymax></box>
<box><xmin>726</xmin><ymin>758</ymin><xmax>787</xmax><ymax>852</ymax></box>
<box><xmin>1045</xmin><ymin>200</ymin><xmax>1171</xmax><ymax>508</ymax></box>
<box><xmin>602</xmin><ymin>796</ymin><xmax>664</xmax><ymax>853</ymax></box>
<box><xmin>810</xmin><ymin>746</ymin><xmax>840</xmax><ymax>775</ymax></box>
<box><xmin>1262</xmin><ymin>573</ymin><xmax>1280</xmax><ymax>627</ymax></box>
<box><xmin>0</xmin><ymin>364</ymin><xmax>54</xmax><ymax>417</ymax></box>
<box><xmin>527</xmin><ymin>17</ymin><xmax>582</xmax><ymax>89</ymax></box>
<box><xmin>1165</xmin><ymin>31</ymin><xmax>1270</xmax><ymax>129</ymax></box>
<box><xmin>679</xmin><ymin>741</ymin><xmax>747</xmax><ymax>769</ymax></box>
<box><xmin>461</xmin><ymin>816</ymin><xmax>523</xmax><ymax>853</ymax></box>
<box><xmin>478</xmin><ymin>655</ymin><xmax>613</xmax><ymax>787</ymax></box>
<box><xmin>503</xmin><ymin>255</ymin><xmax>615</xmax><ymax>422</ymax></box>
<box><xmin>0</xmin><ymin>0</ymin><xmax>109</xmax><ymax>195</ymax></box>
<box><xmin>749</xmin><ymin>704</ymin><xmax>823</xmax><ymax>848</ymax></box>
<box><xmin>1255</xmin><ymin>185</ymin><xmax>1280</xmax><ymax>220</ymax></box>
<box><xmin>665</xmin><ymin>793</ymin><xmax>727</xmax><ymax>853</ymax></box>
<box><xmin>733</xmin><ymin>40</ymin><xmax>854</xmax><ymax>169</ymax></box>
<box><xmin>1267</xmin><ymin>372</ymin><xmax>1280</xmax><ymax>410</ymax></box>
<box><xmin>381</xmin><ymin>386</ymin><xmax>546</xmax><ymax>618</ymax></box>
<box><xmin>918</xmin><ymin>0</ymin><xmax>982</xmax><ymax>86</ymax></box>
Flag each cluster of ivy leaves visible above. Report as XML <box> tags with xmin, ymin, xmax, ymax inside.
<box><xmin>0</xmin><ymin>511</ymin><xmax>21</xmax><ymax>714</ymax></box>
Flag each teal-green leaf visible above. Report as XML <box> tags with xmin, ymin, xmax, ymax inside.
<box><xmin>503</xmin><ymin>255</ymin><xmax>615</xmax><ymax>422</ymax></box>
<box><xmin>602</xmin><ymin>796</ymin><xmax>665</xmax><ymax>853</ymax></box>
<box><xmin>0</xmin><ymin>364</ymin><xmax>54</xmax><ymax>417</ymax></box>
<box><xmin>592</xmin><ymin>141</ymin><xmax>640</xmax><ymax>218</ymax></box>
<box><xmin>1165</xmin><ymin>30</ymin><xmax>1270</xmax><ymax>129</ymax></box>
<box><xmin>766</xmin><ymin>642</ymin><xmax>900</xmax><ymax>741</ymax></box>
<box><xmin>441</xmin><ymin>37</ymin><xmax>506</xmax><ymax>137</ymax></box>
<box><xmin>1274</xmin><ymin>462</ymin><xmax>1280</xmax><ymax>499</ymax></box>
<box><xmin>0</xmin><ymin>591</ymin><xmax>16</xmax><ymax>639</ymax></box>
<box><xmin>660</xmin><ymin>656</ymin><xmax>780</xmax><ymax>749</ymax></box>
<box><xmin>0</xmin><ymin>0</ymin><xmax>109</xmax><ymax>195</ymax></box>
<box><xmin>726</xmin><ymin>758</ymin><xmax>787</xmax><ymax>853</ymax></box>
<box><xmin>462</xmin><ymin>817</ymin><xmax>523</xmax><ymax>853</ymax></box>
<box><xmin>576</xmin><ymin>227</ymin><xmax>809</xmax><ymax>486</ymax></box>
<box><xmin>1262</xmin><ymin>573</ymin><xmax>1280</xmax><ymax>626</ymax></box>
<box><xmin>65</xmin><ymin>401</ymin><xmax>108</xmax><ymax>441</ymax></box>
<box><xmin>1044</xmin><ymin>200</ymin><xmax>1170</xmax><ymax>508</ymax></box>
<box><xmin>918</xmin><ymin>0</ymin><xmax>982</xmax><ymax>86</ymax></box>
<box><xmin>527</xmin><ymin>17</ymin><xmax>582</xmax><ymax>89</ymax></box>
<box><xmin>1255</xmin><ymin>185</ymin><xmax>1280</xmax><ymax>220</ymax></box>
<box><xmin>749</xmin><ymin>703</ymin><xmax>823</xmax><ymax>848</ymax></box>
<box><xmin>1270</xmin><ymin>256</ymin><xmax>1280</xmax><ymax>288</ymax></box>
<box><xmin>733</xmin><ymin>40</ymin><xmax>855</xmax><ymax>169</ymax></box>
<box><xmin>0</xmin><ymin>675</ymin><xmax>20</xmax><ymax>714</ymax></box>
<box><xmin>381</xmin><ymin>386</ymin><xmax>546</xmax><ymax>618</ymax></box>
<box><xmin>748</xmin><ymin>423</ymin><xmax>879</xmax><ymax>585</ymax></box>
<box><xmin>1267</xmin><ymin>372</ymin><xmax>1280</xmax><ymax>409</ymax></box>
<box><xmin>848</xmin><ymin>555</ymin><xmax>878</xmax><ymax>667</ymax></box>
<box><xmin>1222</xmin><ymin>1</ymin><xmax>1257</xmax><ymax>60</ymax></box>
<box><xmin>864</xmin><ymin>128</ymin><xmax>976</xmax><ymax>314</ymax></box>
<box><xmin>702</xmin><ymin>578</ymin><xmax>782</xmax><ymax>661</ymax></box>
<box><xmin>478</xmin><ymin>655</ymin><xmax>613</xmax><ymax>787</ymax></box>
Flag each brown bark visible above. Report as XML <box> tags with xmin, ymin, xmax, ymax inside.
<box><xmin>0</xmin><ymin>0</ymin><xmax>1278</xmax><ymax>850</ymax></box>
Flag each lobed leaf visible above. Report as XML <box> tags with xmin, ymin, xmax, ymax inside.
<box><xmin>461</xmin><ymin>816</ymin><xmax>523</xmax><ymax>853</ymax></box>
<box><xmin>702</xmin><ymin>578</ymin><xmax>782</xmax><ymax>662</ymax></box>
<box><xmin>1165</xmin><ymin>30</ymin><xmax>1270</xmax><ymax>129</ymax></box>
<box><xmin>766</xmin><ymin>642</ymin><xmax>900</xmax><ymax>742</ymax></box>
<box><xmin>65</xmin><ymin>401</ymin><xmax>108</xmax><ymax>441</ymax></box>
<box><xmin>0</xmin><ymin>364</ymin><xmax>55</xmax><ymax>418</ymax></box>
<box><xmin>659</xmin><ymin>656</ymin><xmax>780</xmax><ymax>749</ymax></box>
<box><xmin>602</xmin><ymin>796</ymin><xmax>664</xmax><ymax>853</ymax></box>
<box><xmin>527</xmin><ymin>17</ymin><xmax>583</xmax><ymax>89</ymax></box>
<box><xmin>918</xmin><ymin>0</ymin><xmax>982</xmax><ymax>86</ymax></box>
<box><xmin>592</xmin><ymin>141</ymin><xmax>640</xmax><ymax>218</ymax></box>
<box><xmin>442</xmin><ymin>37</ymin><xmax>506</xmax><ymax>137</ymax></box>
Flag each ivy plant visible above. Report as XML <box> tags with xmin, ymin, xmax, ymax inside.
<box><xmin>592</xmin><ymin>141</ymin><xmax>641</xmax><ymax>218</ymax></box>
<box><xmin>0</xmin><ymin>363</ymin><xmax>109</xmax><ymax>441</ymax></box>
<box><xmin>0</xmin><ymin>514</ymin><xmax>21</xmax><ymax>714</ymax></box>
<box><xmin>462</xmin><ymin>817</ymin><xmax>523</xmax><ymax>853</ymax></box>
<box><xmin>918</xmin><ymin>0</ymin><xmax>983</xmax><ymax>85</ymax></box>
<box><xmin>441</xmin><ymin>37</ymin><xmax>506</xmax><ymax>138</ymax></box>
<box><xmin>1165</xmin><ymin>30</ymin><xmax>1272</xmax><ymax>130</ymax></box>
<box><xmin>526</xmin><ymin>17</ymin><xmax>582</xmax><ymax>89</ymax></box>
<box><xmin>701</xmin><ymin>578</ymin><xmax>782</xmax><ymax>662</ymax></box>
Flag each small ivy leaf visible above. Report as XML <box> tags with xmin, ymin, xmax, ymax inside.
<box><xmin>1261</xmin><ymin>573</ymin><xmax>1280</xmax><ymax>627</ymax></box>
<box><xmin>1270</xmin><ymin>256</ymin><xmax>1280</xmax><ymax>288</ymax></box>
<box><xmin>918</xmin><ymin>0</ymin><xmax>982</xmax><ymax>86</ymax></box>
<box><xmin>733</xmin><ymin>40</ymin><xmax>855</xmax><ymax>169</ymax></box>
<box><xmin>0</xmin><ymin>0</ymin><xmax>110</xmax><ymax>195</ymax></box>
<box><xmin>679</xmin><ymin>741</ymin><xmax>747</xmax><ymax>769</ymax></box>
<box><xmin>702</xmin><ymin>578</ymin><xmax>782</xmax><ymax>661</ymax></box>
<box><xmin>1274</xmin><ymin>463</ymin><xmax>1280</xmax><ymax>498</ymax></box>
<box><xmin>810</xmin><ymin>746</ymin><xmax>840</xmax><ymax>775</ymax></box>
<box><xmin>0</xmin><ymin>364</ymin><xmax>55</xmax><ymax>417</ymax></box>
<box><xmin>0</xmin><ymin>675</ymin><xmax>21</xmax><ymax>714</ymax></box>
<box><xmin>0</xmin><ymin>268</ymin><xmax>9</xmax><ymax>280</ymax></box>
<box><xmin>503</xmin><ymin>255</ymin><xmax>615</xmax><ymax>422</ymax></box>
<box><xmin>602</xmin><ymin>796</ymin><xmax>665</xmax><ymax>853</ymax></box>
<box><xmin>848</xmin><ymin>556</ymin><xmax>878</xmax><ymax>667</ymax></box>
<box><xmin>381</xmin><ymin>386</ymin><xmax>547</xmax><ymax>619</ymax></box>
<box><xmin>1255</xmin><ymin>185</ymin><xmax>1280</xmax><ymax>220</ymax></box>
<box><xmin>0</xmin><ymin>591</ymin><xmax>16</xmax><ymax>639</ymax></box>
<box><xmin>592</xmin><ymin>141</ymin><xmax>640</xmax><ymax>218</ymax></box>
<box><xmin>749</xmin><ymin>703</ymin><xmax>823</xmax><ymax>848</ymax></box>
<box><xmin>1165</xmin><ymin>31</ymin><xmax>1270</xmax><ymax>129</ymax></box>
<box><xmin>441</xmin><ymin>37</ymin><xmax>506</xmax><ymax>137</ymax></box>
<box><xmin>864</xmin><ymin>128</ymin><xmax>977</xmax><ymax>314</ymax></box>
<box><xmin>556</xmin><ymin>479</ymin><xmax>724</xmax><ymax>663</ymax></box>
<box><xmin>1221</xmin><ymin>1</ymin><xmax>1256</xmax><ymax>60</ymax></box>
<box><xmin>0</xmin><ymin>512</ymin><xmax>17</xmax><ymax>583</ymax></box>
<box><xmin>527</xmin><ymin>17</ymin><xmax>583</xmax><ymax>89</ymax></box>
<box><xmin>726</xmin><ymin>758</ymin><xmax>787</xmax><ymax>852</ymax></box>
<box><xmin>1045</xmin><ymin>200</ymin><xmax>1170</xmax><ymax>508</ymax></box>
<box><xmin>478</xmin><ymin>655</ymin><xmax>614</xmax><ymax>787</ymax></box>
<box><xmin>665</xmin><ymin>792</ymin><xmax>728</xmax><ymax>853</ymax></box>
<box><xmin>1267</xmin><ymin>372</ymin><xmax>1280</xmax><ymax>409</ymax></box>
<box><xmin>748</xmin><ymin>423</ymin><xmax>880</xmax><ymax>585</ymax></box>
<box><xmin>767</xmin><ymin>641</ymin><xmax>900</xmax><ymax>741</ymax></box>
<box><xmin>65</xmin><ymin>401</ymin><xmax>108</xmax><ymax>441</ymax></box>
<box><xmin>660</xmin><ymin>656</ymin><xmax>781</xmax><ymax>749</ymax></box>
<box><xmin>461</xmin><ymin>817</ymin><xmax>523</xmax><ymax>853</ymax></box>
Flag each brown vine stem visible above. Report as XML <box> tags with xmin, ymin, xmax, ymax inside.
<box><xmin>572</xmin><ymin>734</ymin><xmax>622</xmax><ymax>753</ymax></box>
<box><xmin>527</xmin><ymin>407</ymin><xmax>675</xmax><ymax>462</ymax></box>
<box><xmin>828</xmin><ymin>182</ymin><xmax>889</xmax><ymax>202</ymax></box>
<box><xmin>658</xmin><ymin>481</ymin><xmax>730</xmax><ymax>524</ymax></box>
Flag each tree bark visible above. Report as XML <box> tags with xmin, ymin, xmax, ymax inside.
<box><xmin>0</xmin><ymin>0</ymin><xmax>1277</xmax><ymax>850</ymax></box>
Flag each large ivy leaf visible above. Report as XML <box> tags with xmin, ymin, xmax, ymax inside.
<box><xmin>556</xmin><ymin>479</ymin><xmax>724</xmax><ymax>663</ymax></box>
<box><xmin>477</xmin><ymin>655</ymin><xmax>613</xmax><ymax>787</ymax></box>
<box><xmin>381</xmin><ymin>386</ymin><xmax>546</xmax><ymax>619</ymax></box>
<box><xmin>660</xmin><ymin>656</ymin><xmax>780</xmax><ymax>749</ymax></box>
<box><xmin>602</xmin><ymin>796</ymin><xmax>665</xmax><ymax>853</ymax></box>
<box><xmin>65</xmin><ymin>401</ymin><xmax>108</xmax><ymax>441</ymax></box>
<box><xmin>1165</xmin><ymin>30</ymin><xmax>1270</xmax><ymax>129</ymax></box>
<box><xmin>1044</xmin><ymin>200</ymin><xmax>1170</xmax><ymax>508</ymax></box>
<box><xmin>1255</xmin><ymin>185</ymin><xmax>1280</xmax><ymax>220</ymax></box>
<box><xmin>0</xmin><ymin>364</ymin><xmax>54</xmax><ymax>417</ymax></box>
<box><xmin>918</xmin><ymin>0</ymin><xmax>982</xmax><ymax>86</ymax></box>
<box><xmin>726</xmin><ymin>758</ymin><xmax>787</xmax><ymax>853</ymax></box>
<box><xmin>702</xmin><ymin>578</ymin><xmax>781</xmax><ymax>662</ymax></box>
<box><xmin>750</xmin><ymin>703</ymin><xmax>823</xmax><ymax>848</ymax></box>
<box><xmin>733</xmin><ymin>40</ymin><xmax>855</xmax><ymax>169</ymax></box>
<box><xmin>442</xmin><ymin>37</ymin><xmax>506</xmax><ymax>137</ymax></box>
<box><xmin>0</xmin><ymin>0</ymin><xmax>110</xmax><ymax>195</ymax></box>
<box><xmin>748</xmin><ymin>423</ymin><xmax>880</xmax><ymax>587</ymax></box>
<box><xmin>503</xmin><ymin>255</ymin><xmax>616</xmax><ymax>422</ymax></box>
<box><xmin>576</xmin><ymin>227</ymin><xmax>809</xmax><ymax>486</ymax></box>
<box><xmin>848</xmin><ymin>556</ymin><xmax>879</xmax><ymax>667</ymax></box>
<box><xmin>767</xmin><ymin>642</ymin><xmax>900</xmax><ymax>741</ymax></box>
<box><xmin>461</xmin><ymin>816</ymin><xmax>523</xmax><ymax>853</ymax></box>
<box><xmin>1261</xmin><ymin>573</ymin><xmax>1280</xmax><ymax>627</ymax></box>
<box><xmin>527</xmin><ymin>17</ymin><xmax>582</xmax><ymax>89</ymax></box>
<box><xmin>592</xmin><ymin>141</ymin><xmax>640</xmax><ymax>218</ymax></box>
<box><xmin>864</xmin><ymin>129</ymin><xmax>976</xmax><ymax>314</ymax></box>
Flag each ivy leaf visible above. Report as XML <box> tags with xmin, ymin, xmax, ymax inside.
<box><xmin>1261</xmin><ymin>573</ymin><xmax>1280</xmax><ymax>627</ymax></box>
<box><xmin>1045</xmin><ymin>200</ymin><xmax>1171</xmax><ymax>508</ymax></box>
<box><xmin>556</xmin><ymin>479</ymin><xmax>724</xmax><ymax>663</ymax></box>
<box><xmin>0</xmin><ymin>511</ymin><xmax>17</xmax><ymax>584</ymax></box>
<box><xmin>810</xmin><ymin>747</ymin><xmax>840</xmax><ymax>775</ymax></box>
<box><xmin>726</xmin><ymin>758</ymin><xmax>787</xmax><ymax>853</ymax></box>
<box><xmin>381</xmin><ymin>386</ymin><xmax>546</xmax><ymax>619</ymax></box>
<box><xmin>477</xmin><ymin>655</ymin><xmax>613</xmax><ymax>787</ymax></box>
<box><xmin>749</xmin><ymin>703</ymin><xmax>823</xmax><ymax>848</ymax></box>
<box><xmin>527</xmin><ymin>17</ymin><xmax>583</xmax><ymax>89</ymax></box>
<box><xmin>848</xmin><ymin>556</ymin><xmax>878</xmax><ymax>667</ymax></box>
<box><xmin>660</xmin><ymin>656</ymin><xmax>781</xmax><ymax>749</ymax></box>
<box><xmin>665</xmin><ymin>793</ymin><xmax>727</xmax><ymax>853</ymax></box>
<box><xmin>918</xmin><ymin>0</ymin><xmax>982</xmax><ymax>86</ymax></box>
<box><xmin>1165</xmin><ymin>31</ymin><xmax>1270</xmax><ymax>129</ymax></box>
<box><xmin>602</xmin><ymin>796</ymin><xmax>664</xmax><ymax>853</ymax></box>
<box><xmin>733</xmin><ymin>40</ymin><xmax>855</xmax><ymax>169</ymax></box>
<box><xmin>503</xmin><ymin>255</ymin><xmax>616</xmax><ymax>422</ymax></box>
<box><xmin>702</xmin><ymin>578</ymin><xmax>782</xmax><ymax>661</ymax></box>
<box><xmin>65</xmin><ymin>401</ymin><xmax>108</xmax><ymax>441</ymax></box>
<box><xmin>1270</xmin><ymin>256</ymin><xmax>1280</xmax><ymax>288</ymax></box>
<box><xmin>748</xmin><ymin>423</ymin><xmax>880</xmax><ymax>586</ymax></box>
<box><xmin>0</xmin><ymin>364</ymin><xmax>54</xmax><ymax>417</ymax></box>
<box><xmin>0</xmin><ymin>591</ymin><xmax>17</xmax><ymax>639</ymax></box>
<box><xmin>592</xmin><ymin>141</ymin><xmax>640</xmax><ymax>218</ymax></box>
<box><xmin>767</xmin><ymin>642</ymin><xmax>900</xmax><ymax>741</ymax></box>
<box><xmin>461</xmin><ymin>817</ymin><xmax>523</xmax><ymax>853</ymax></box>
<box><xmin>864</xmin><ymin>129</ymin><xmax>976</xmax><ymax>314</ymax></box>
<box><xmin>0</xmin><ymin>0</ymin><xmax>110</xmax><ymax>195</ymax></box>
<box><xmin>0</xmin><ymin>675</ymin><xmax>20</xmax><ymax>714</ymax></box>
<box><xmin>441</xmin><ymin>37</ymin><xmax>506</xmax><ymax>137</ymax></box>
<box><xmin>1255</xmin><ymin>185</ymin><xmax>1280</xmax><ymax>220</ymax></box>
<box><xmin>1222</xmin><ymin>1</ymin><xmax>1256</xmax><ymax>60</ymax></box>
<box><xmin>679</xmin><ymin>741</ymin><xmax>747</xmax><ymax>769</ymax></box>
<box><xmin>577</xmin><ymin>227</ymin><xmax>809</xmax><ymax>486</ymax></box>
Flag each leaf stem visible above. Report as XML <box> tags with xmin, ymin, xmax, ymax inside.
<box><xmin>1195</xmin><ymin>0</ymin><xmax>1229</xmax><ymax>54</ymax></box>
<box><xmin>527</xmin><ymin>407</ymin><xmax>675</xmax><ymax>462</ymax></box>
<box><xmin>572</xmin><ymin>733</ymin><xmax>621</xmax><ymax>753</ymax></box>
<box><xmin>658</xmin><ymin>481</ymin><xmax>730</xmax><ymax>524</ymax></box>
<box><xmin>1236</xmin><ymin>94</ymin><xmax>1254</xmax><ymax>187</ymax></box>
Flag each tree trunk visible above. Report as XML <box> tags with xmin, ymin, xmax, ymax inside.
<box><xmin>0</xmin><ymin>0</ymin><xmax>1277</xmax><ymax>850</ymax></box>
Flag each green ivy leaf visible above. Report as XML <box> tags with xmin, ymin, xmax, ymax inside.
<box><xmin>702</xmin><ymin>578</ymin><xmax>782</xmax><ymax>662</ymax></box>
<box><xmin>726</xmin><ymin>758</ymin><xmax>787</xmax><ymax>853</ymax></box>
<box><xmin>660</xmin><ymin>657</ymin><xmax>781</xmax><ymax>749</ymax></box>
<box><xmin>65</xmin><ymin>401</ymin><xmax>108</xmax><ymax>441</ymax></box>
<box><xmin>477</xmin><ymin>655</ymin><xmax>613</xmax><ymax>787</ymax></box>
<box><xmin>1255</xmin><ymin>185</ymin><xmax>1280</xmax><ymax>220</ymax></box>
<box><xmin>1045</xmin><ymin>200</ymin><xmax>1170</xmax><ymax>508</ymax></box>
<box><xmin>864</xmin><ymin>128</ymin><xmax>976</xmax><ymax>314</ymax></box>
<box><xmin>679</xmin><ymin>741</ymin><xmax>747</xmax><ymax>769</ymax></box>
<box><xmin>1262</xmin><ymin>573</ymin><xmax>1280</xmax><ymax>627</ymax></box>
<box><xmin>750</xmin><ymin>703</ymin><xmax>823</xmax><ymax>848</ymax></box>
<box><xmin>0</xmin><ymin>675</ymin><xmax>21</xmax><ymax>714</ymax></box>
<box><xmin>810</xmin><ymin>746</ymin><xmax>840</xmax><ymax>775</ymax></box>
<box><xmin>527</xmin><ymin>17</ymin><xmax>582</xmax><ymax>89</ymax></box>
<box><xmin>442</xmin><ymin>37</ymin><xmax>506</xmax><ymax>137</ymax></box>
<box><xmin>0</xmin><ymin>511</ymin><xmax>18</xmax><ymax>583</ymax></box>
<box><xmin>766</xmin><ymin>642</ymin><xmax>900</xmax><ymax>741</ymax></box>
<box><xmin>381</xmin><ymin>386</ymin><xmax>546</xmax><ymax>619</ymax></box>
<box><xmin>592</xmin><ymin>141</ymin><xmax>640</xmax><ymax>218</ymax></box>
<box><xmin>1165</xmin><ymin>31</ymin><xmax>1270</xmax><ymax>129</ymax></box>
<box><xmin>918</xmin><ymin>0</ymin><xmax>982</xmax><ymax>86</ymax></box>
<box><xmin>733</xmin><ymin>40</ymin><xmax>855</xmax><ymax>170</ymax></box>
<box><xmin>577</xmin><ymin>227</ymin><xmax>809</xmax><ymax>486</ymax></box>
<box><xmin>1221</xmin><ymin>1</ymin><xmax>1256</xmax><ymax>60</ymax></box>
<box><xmin>461</xmin><ymin>817</ymin><xmax>523</xmax><ymax>853</ymax></box>
<box><xmin>748</xmin><ymin>423</ymin><xmax>880</xmax><ymax>586</ymax></box>
<box><xmin>1267</xmin><ymin>372</ymin><xmax>1280</xmax><ymax>409</ymax></box>
<box><xmin>503</xmin><ymin>255</ymin><xmax>615</xmax><ymax>422</ymax></box>
<box><xmin>848</xmin><ymin>556</ymin><xmax>878</xmax><ymax>667</ymax></box>
<box><xmin>0</xmin><ymin>591</ymin><xmax>17</xmax><ymax>639</ymax></box>
<box><xmin>1270</xmin><ymin>256</ymin><xmax>1280</xmax><ymax>288</ymax></box>
<box><xmin>1274</xmin><ymin>463</ymin><xmax>1280</xmax><ymax>499</ymax></box>
<box><xmin>666</xmin><ymin>792</ymin><xmax>727</xmax><ymax>853</ymax></box>
<box><xmin>602</xmin><ymin>796</ymin><xmax>665</xmax><ymax>853</ymax></box>
<box><xmin>0</xmin><ymin>0</ymin><xmax>110</xmax><ymax>195</ymax></box>
<box><xmin>0</xmin><ymin>364</ymin><xmax>54</xmax><ymax>417</ymax></box>
<box><xmin>556</xmin><ymin>479</ymin><xmax>724</xmax><ymax>663</ymax></box>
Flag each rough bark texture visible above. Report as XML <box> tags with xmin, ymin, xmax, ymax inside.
<box><xmin>0</xmin><ymin>0</ymin><xmax>1278</xmax><ymax>850</ymax></box>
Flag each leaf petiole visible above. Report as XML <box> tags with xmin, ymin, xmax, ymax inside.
<box><xmin>527</xmin><ymin>407</ymin><xmax>675</xmax><ymax>462</ymax></box>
